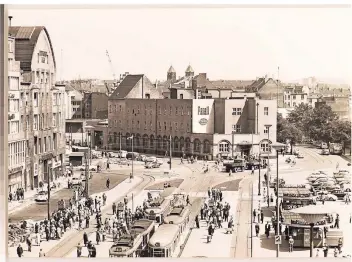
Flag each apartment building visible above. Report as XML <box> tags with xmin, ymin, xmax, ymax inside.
<box><xmin>9</xmin><ymin>26</ymin><xmax>66</xmax><ymax>190</ymax></box>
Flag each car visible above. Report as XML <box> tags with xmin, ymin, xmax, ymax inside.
<box><xmin>71</xmin><ymin>177</ymin><xmax>82</xmax><ymax>186</ymax></box>
<box><xmin>35</xmin><ymin>191</ymin><xmax>48</xmax><ymax>202</ymax></box>
<box><xmin>137</xmin><ymin>155</ymin><xmax>147</xmax><ymax>162</ymax></box>
<box><xmin>77</xmin><ymin>165</ymin><xmax>97</xmax><ymax>171</ymax></box>
<box><xmin>146</xmin><ymin>156</ymin><xmax>157</xmax><ymax>163</ymax></box>
<box><xmin>144</xmin><ymin>161</ymin><xmax>161</xmax><ymax>169</ymax></box>
<box><xmin>296</xmin><ymin>154</ymin><xmax>304</xmax><ymax>159</ymax></box>
<box><xmin>323</xmin><ymin>194</ymin><xmax>338</xmax><ymax>201</ymax></box>
<box><xmin>156</xmin><ymin>158</ymin><xmax>164</xmax><ymax>165</ymax></box>
<box><xmin>321</xmin><ymin>149</ymin><xmax>330</xmax><ymax>155</ymax></box>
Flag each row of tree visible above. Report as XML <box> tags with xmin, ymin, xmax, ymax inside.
<box><xmin>277</xmin><ymin>103</ymin><xmax>351</xmax><ymax>145</ymax></box>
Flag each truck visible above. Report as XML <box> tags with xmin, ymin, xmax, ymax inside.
<box><xmin>246</xmin><ymin>159</ymin><xmax>262</xmax><ymax>170</ymax></box>
<box><xmin>329</xmin><ymin>143</ymin><xmax>343</xmax><ymax>155</ymax></box>
<box><xmin>223</xmin><ymin>158</ymin><xmax>246</xmax><ymax>172</ymax></box>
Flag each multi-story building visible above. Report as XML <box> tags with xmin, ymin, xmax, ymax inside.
<box><xmin>64</xmin><ymin>85</ymin><xmax>83</xmax><ymax>119</ymax></box>
<box><xmin>82</xmin><ymin>92</ymin><xmax>109</xmax><ymax>119</ymax></box>
<box><xmin>8</xmin><ymin>36</ymin><xmax>26</xmax><ymax>192</ymax></box>
<box><xmin>283</xmin><ymin>85</ymin><xmax>309</xmax><ymax>108</ymax></box>
<box><xmin>107</xmin><ymin>74</ymin><xmax>277</xmax><ymax>160</ymax></box>
<box><xmin>9</xmin><ymin>26</ymin><xmax>66</xmax><ymax>190</ymax></box>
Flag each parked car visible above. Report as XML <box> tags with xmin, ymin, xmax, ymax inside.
<box><xmin>137</xmin><ymin>155</ymin><xmax>147</xmax><ymax>162</ymax></box>
<box><xmin>296</xmin><ymin>153</ymin><xmax>304</xmax><ymax>159</ymax></box>
<box><xmin>77</xmin><ymin>165</ymin><xmax>97</xmax><ymax>171</ymax></box>
<box><xmin>323</xmin><ymin>194</ymin><xmax>338</xmax><ymax>201</ymax></box>
<box><xmin>145</xmin><ymin>162</ymin><xmax>161</xmax><ymax>169</ymax></box>
<box><xmin>146</xmin><ymin>156</ymin><xmax>157</xmax><ymax>163</ymax></box>
<box><xmin>118</xmin><ymin>150</ymin><xmax>128</xmax><ymax>158</ymax></box>
<box><xmin>126</xmin><ymin>152</ymin><xmax>139</xmax><ymax>160</ymax></box>
<box><xmin>321</xmin><ymin>149</ymin><xmax>330</xmax><ymax>155</ymax></box>
<box><xmin>156</xmin><ymin>158</ymin><xmax>164</xmax><ymax>165</ymax></box>
<box><xmin>71</xmin><ymin>177</ymin><xmax>82</xmax><ymax>186</ymax></box>
<box><xmin>35</xmin><ymin>191</ymin><xmax>48</xmax><ymax>202</ymax></box>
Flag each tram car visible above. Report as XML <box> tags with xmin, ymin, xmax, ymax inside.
<box><xmin>148</xmin><ymin>224</ymin><xmax>180</xmax><ymax>257</ymax></box>
<box><xmin>163</xmin><ymin>205</ymin><xmax>190</xmax><ymax>234</ymax></box>
<box><xmin>109</xmin><ymin>219</ymin><xmax>155</xmax><ymax>258</ymax></box>
<box><xmin>144</xmin><ymin>187</ymin><xmax>178</xmax><ymax>224</ymax></box>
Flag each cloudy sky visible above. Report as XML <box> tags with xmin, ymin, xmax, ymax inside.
<box><xmin>8</xmin><ymin>6</ymin><xmax>351</xmax><ymax>83</ymax></box>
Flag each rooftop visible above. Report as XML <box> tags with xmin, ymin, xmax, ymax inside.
<box><xmin>109</xmin><ymin>74</ymin><xmax>144</xmax><ymax>99</ymax></box>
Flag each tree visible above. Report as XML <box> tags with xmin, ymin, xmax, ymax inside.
<box><xmin>287</xmin><ymin>103</ymin><xmax>314</xmax><ymax>136</ymax></box>
<box><xmin>277</xmin><ymin>113</ymin><xmax>303</xmax><ymax>144</ymax></box>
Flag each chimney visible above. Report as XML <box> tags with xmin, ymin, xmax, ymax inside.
<box><xmin>8</xmin><ymin>16</ymin><xmax>12</xmax><ymax>27</ymax></box>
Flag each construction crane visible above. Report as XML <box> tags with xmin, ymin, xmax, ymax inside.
<box><xmin>105</xmin><ymin>50</ymin><xmax>118</xmax><ymax>95</ymax></box>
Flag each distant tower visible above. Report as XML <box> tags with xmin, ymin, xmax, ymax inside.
<box><xmin>167</xmin><ymin>65</ymin><xmax>176</xmax><ymax>82</ymax></box>
<box><xmin>185</xmin><ymin>64</ymin><xmax>194</xmax><ymax>78</ymax></box>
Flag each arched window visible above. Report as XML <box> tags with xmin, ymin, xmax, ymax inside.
<box><xmin>174</xmin><ymin>137</ymin><xmax>179</xmax><ymax>150</ymax></box>
<box><xmin>180</xmin><ymin>137</ymin><xmax>185</xmax><ymax>152</ymax></box>
<box><xmin>193</xmin><ymin>139</ymin><xmax>201</xmax><ymax>152</ymax></box>
<box><xmin>260</xmin><ymin>139</ymin><xmax>272</xmax><ymax>153</ymax></box>
<box><xmin>135</xmin><ymin>134</ymin><xmax>141</xmax><ymax>147</ymax></box>
<box><xmin>150</xmin><ymin>135</ymin><xmax>155</xmax><ymax>148</ymax></box>
<box><xmin>185</xmin><ymin>138</ymin><xmax>191</xmax><ymax>152</ymax></box>
<box><xmin>163</xmin><ymin>136</ymin><xmax>168</xmax><ymax>150</ymax></box>
<box><xmin>157</xmin><ymin>136</ymin><xmax>162</xmax><ymax>149</ymax></box>
<box><xmin>203</xmin><ymin>140</ymin><xmax>211</xmax><ymax>154</ymax></box>
<box><xmin>218</xmin><ymin>140</ymin><xmax>230</xmax><ymax>153</ymax></box>
<box><xmin>143</xmin><ymin>135</ymin><xmax>149</xmax><ymax>148</ymax></box>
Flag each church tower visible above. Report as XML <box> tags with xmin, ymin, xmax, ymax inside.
<box><xmin>167</xmin><ymin>65</ymin><xmax>176</xmax><ymax>82</ymax></box>
<box><xmin>185</xmin><ymin>64</ymin><xmax>194</xmax><ymax>78</ymax></box>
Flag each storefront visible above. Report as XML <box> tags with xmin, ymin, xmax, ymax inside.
<box><xmin>8</xmin><ymin>166</ymin><xmax>23</xmax><ymax>192</ymax></box>
<box><xmin>282</xmin><ymin>211</ymin><xmax>335</xmax><ymax>248</ymax></box>
<box><xmin>52</xmin><ymin>159</ymin><xmax>63</xmax><ymax>180</ymax></box>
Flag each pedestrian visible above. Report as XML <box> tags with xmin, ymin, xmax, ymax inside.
<box><xmin>195</xmin><ymin>215</ymin><xmax>200</xmax><ymax>228</ymax></box>
<box><xmin>251</xmin><ymin>166</ymin><xmax>255</xmax><ymax>175</ymax></box>
<box><xmin>316</xmin><ymin>249</ymin><xmax>320</xmax><ymax>257</ymax></box>
<box><xmin>17</xmin><ymin>244</ymin><xmax>24</xmax><ymax>257</ymax></box>
<box><xmin>338</xmin><ymin>238</ymin><xmax>343</xmax><ymax>253</ymax></box>
<box><xmin>229</xmin><ymin>169</ymin><xmax>232</xmax><ymax>177</ymax></box>
<box><xmin>265</xmin><ymin>222</ymin><xmax>270</xmax><ymax>238</ymax></box>
<box><xmin>334</xmin><ymin>214</ymin><xmax>340</xmax><ymax>229</ymax></box>
<box><xmin>288</xmin><ymin>236</ymin><xmax>294</xmax><ymax>252</ymax></box>
<box><xmin>186</xmin><ymin>195</ymin><xmax>191</xmax><ymax>206</ymax></box>
<box><xmin>85</xmin><ymin>216</ymin><xmax>90</xmax><ymax>228</ymax></box>
<box><xmin>83</xmin><ymin>232</ymin><xmax>88</xmax><ymax>246</ymax></box>
<box><xmin>112</xmin><ymin>202</ymin><xmax>117</xmax><ymax>215</ymax></box>
<box><xmin>255</xmin><ymin>223</ymin><xmax>260</xmax><ymax>237</ymax></box>
<box><xmin>253</xmin><ymin>209</ymin><xmax>257</xmax><ymax>222</ymax></box>
<box><xmin>124</xmin><ymin>196</ymin><xmax>128</xmax><ymax>207</ymax></box>
<box><xmin>323</xmin><ymin>244</ymin><xmax>328</xmax><ymax>257</ymax></box>
<box><xmin>260</xmin><ymin>210</ymin><xmax>264</xmax><ymax>224</ymax></box>
<box><xmin>96</xmin><ymin>230</ymin><xmax>101</xmax><ymax>245</ymax></box>
<box><xmin>26</xmin><ymin>236</ymin><xmax>32</xmax><ymax>252</ymax></box>
<box><xmin>39</xmin><ymin>249</ymin><xmax>45</xmax><ymax>257</ymax></box>
<box><xmin>87</xmin><ymin>241</ymin><xmax>93</xmax><ymax>257</ymax></box>
<box><xmin>91</xmin><ymin>245</ymin><xmax>97</xmax><ymax>257</ymax></box>
<box><xmin>106</xmin><ymin>178</ymin><xmax>110</xmax><ymax>189</ymax></box>
<box><xmin>334</xmin><ymin>248</ymin><xmax>338</xmax><ymax>257</ymax></box>
<box><xmin>257</xmin><ymin>212</ymin><xmax>261</xmax><ymax>223</ymax></box>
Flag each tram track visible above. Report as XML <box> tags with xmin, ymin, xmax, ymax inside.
<box><xmin>46</xmin><ymin>174</ymin><xmax>155</xmax><ymax>257</ymax></box>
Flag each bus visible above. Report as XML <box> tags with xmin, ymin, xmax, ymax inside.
<box><xmin>148</xmin><ymin>224</ymin><xmax>180</xmax><ymax>257</ymax></box>
<box><xmin>109</xmin><ymin>219</ymin><xmax>155</xmax><ymax>258</ymax></box>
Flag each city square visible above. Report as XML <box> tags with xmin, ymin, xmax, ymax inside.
<box><xmin>4</xmin><ymin>5</ymin><xmax>351</xmax><ymax>260</ymax></box>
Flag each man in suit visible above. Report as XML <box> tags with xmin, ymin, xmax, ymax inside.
<box><xmin>265</xmin><ymin>221</ymin><xmax>271</xmax><ymax>238</ymax></box>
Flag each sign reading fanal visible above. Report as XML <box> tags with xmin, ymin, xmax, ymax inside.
<box><xmin>199</xmin><ymin>118</ymin><xmax>208</xmax><ymax>125</ymax></box>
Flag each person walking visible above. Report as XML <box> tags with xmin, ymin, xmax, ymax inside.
<box><xmin>186</xmin><ymin>195</ymin><xmax>192</xmax><ymax>206</ymax></box>
<box><xmin>16</xmin><ymin>244</ymin><xmax>23</xmax><ymax>257</ymax></box>
<box><xmin>106</xmin><ymin>178</ymin><xmax>110</xmax><ymax>189</ymax></box>
<box><xmin>96</xmin><ymin>230</ymin><xmax>101</xmax><ymax>245</ymax></box>
<box><xmin>255</xmin><ymin>223</ymin><xmax>260</xmax><ymax>237</ymax></box>
<box><xmin>112</xmin><ymin>202</ymin><xmax>117</xmax><ymax>215</ymax></box>
<box><xmin>253</xmin><ymin>209</ymin><xmax>257</xmax><ymax>222</ymax></box>
<box><xmin>260</xmin><ymin>210</ymin><xmax>264</xmax><ymax>224</ymax></box>
<box><xmin>83</xmin><ymin>232</ymin><xmax>89</xmax><ymax>246</ymax></box>
<box><xmin>195</xmin><ymin>215</ymin><xmax>200</xmax><ymax>229</ymax></box>
<box><xmin>39</xmin><ymin>249</ymin><xmax>45</xmax><ymax>257</ymax></box>
<box><xmin>26</xmin><ymin>236</ymin><xmax>32</xmax><ymax>252</ymax></box>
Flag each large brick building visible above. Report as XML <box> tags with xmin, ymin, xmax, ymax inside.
<box><xmin>9</xmin><ymin>26</ymin><xmax>66</xmax><ymax>190</ymax></box>
<box><xmin>107</xmin><ymin>74</ymin><xmax>277</xmax><ymax>160</ymax></box>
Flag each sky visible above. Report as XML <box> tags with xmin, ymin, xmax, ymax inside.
<box><xmin>8</xmin><ymin>6</ymin><xmax>351</xmax><ymax>83</ymax></box>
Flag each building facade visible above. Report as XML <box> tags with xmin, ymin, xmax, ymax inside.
<box><xmin>9</xmin><ymin>26</ymin><xmax>66</xmax><ymax>190</ymax></box>
<box><xmin>107</xmin><ymin>80</ymin><xmax>277</xmax><ymax>159</ymax></box>
<box><xmin>8</xmin><ymin>36</ymin><xmax>26</xmax><ymax>192</ymax></box>
<box><xmin>82</xmin><ymin>92</ymin><xmax>109</xmax><ymax>119</ymax></box>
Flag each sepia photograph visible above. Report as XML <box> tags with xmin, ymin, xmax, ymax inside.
<box><xmin>3</xmin><ymin>3</ymin><xmax>351</xmax><ymax>260</ymax></box>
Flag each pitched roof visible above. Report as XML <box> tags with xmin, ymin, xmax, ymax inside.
<box><xmin>109</xmin><ymin>74</ymin><xmax>143</xmax><ymax>99</ymax></box>
<box><xmin>167</xmin><ymin>65</ymin><xmax>176</xmax><ymax>73</ymax></box>
<box><xmin>9</xmin><ymin>26</ymin><xmax>56</xmax><ymax>72</ymax></box>
<box><xmin>210</xmin><ymin>80</ymin><xmax>254</xmax><ymax>89</ymax></box>
<box><xmin>185</xmin><ymin>65</ymin><xmax>194</xmax><ymax>73</ymax></box>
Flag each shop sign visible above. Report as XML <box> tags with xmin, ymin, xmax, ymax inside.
<box><xmin>8</xmin><ymin>166</ymin><xmax>22</xmax><ymax>174</ymax></box>
<box><xmin>199</xmin><ymin>118</ymin><xmax>208</xmax><ymax>125</ymax></box>
<box><xmin>52</xmin><ymin>161</ymin><xmax>62</xmax><ymax>169</ymax></box>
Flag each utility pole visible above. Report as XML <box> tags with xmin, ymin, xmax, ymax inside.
<box><xmin>47</xmin><ymin>162</ymin><xmax>51</xmax><ymax>228</ymax></box>
<box><xmin>85</xmin><ymin>152</ymin><xmax>89</xmax><ymax>198</ymax></box>
<box><xmin>265</xmin><ymin>125</ymin><xmax>272</xmax><ymax>207</ymax></box>
<box><xmin>127</xmin><ymin>135</ymin><xmax>134</xmax><ymax>177</ymax></box>
<box><xmin>169</xmin><ymin>135</ymin><xmax>172</xmax><ymax>170</ymax></box>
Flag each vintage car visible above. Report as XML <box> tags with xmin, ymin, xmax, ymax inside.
<box><xmin>320</xmin><ymin>149</ymin><xmax>330</xmax><ymax>155</ymax></box>
<box><xmin>35</xmin><ymin>191</ymin><xmax>48</xmax><ymax>202</ymax></box>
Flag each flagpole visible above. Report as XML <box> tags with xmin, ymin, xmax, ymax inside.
<box><xmin>132</xmin><ymin>136</ymin><xmax>134</xmax><ymax>178</ymax></box>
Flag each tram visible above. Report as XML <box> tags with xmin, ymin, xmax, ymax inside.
<box><xmin>144</xmin><ymin>187</ymin><xmax>178</xmax><ymax>224</ymax></box>
<box><xmin>109</xmin><ymin>219</ymin><xmax>155</xmax><ymax>258</ymax></box>
<box><xmin>163</xmin><ymin>205</ymin><xmax>190</xmax><ymax>234</ymax></box>
<box><xmin>148</xmin><ymin>224</ymin><xmax>180</xmax><ymax>257</ymax></box>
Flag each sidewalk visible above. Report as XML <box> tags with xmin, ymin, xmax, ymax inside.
<box><xmin>180</xmin><ymin>191</ymin><xmax>239</xmax><ymax>258</ymax></box>
<box><xmin>7</xmin><ymin>176</ymin><xmax>143</xmax><ymax>258</ymax></box>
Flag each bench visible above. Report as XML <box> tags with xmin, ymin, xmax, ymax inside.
<box><xmin>225</xmin><ymin>227</ymin><xmax>234</xmax><ymax>234</ymax></box>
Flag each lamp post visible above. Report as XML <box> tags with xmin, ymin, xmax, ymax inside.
<box><xmin>127</xmin><ymin>135</ymin><xmax>134</xmax><ymax>177</ymax></box>
<box><xmin>264</xmin><ymin>124</ymin><xmax>272</xmax><ymax>207</ymax></box>
<box><xmin>271</xmin><ymin>143</ymin><xmax>286</xmax><ymax>258</ymax></box>
<box><xmin>258</xmin><ymin>153</ymin><xmax>261</xmax><ymax>196</ymax></box>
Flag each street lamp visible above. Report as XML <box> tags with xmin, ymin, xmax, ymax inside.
<box><xmin>127</xmin><ymin>135</ymin><xmax>134</xmax><ymax>178</ymax></box>
<box><xmin>264</xmin><ymin>124</ymin><xmax>272</xmax><ymax>208</ymax></box>
<box><xmin>271</xmin><ymin>143</ymin><xmax>286</xmax><ymax>258</ymax></box>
